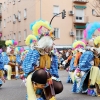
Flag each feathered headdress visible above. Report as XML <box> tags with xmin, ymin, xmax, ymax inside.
<box><xmin>30</xmin><ymin>19</ymin><xmax>55</xmax><ymax>40</ymax></box>
<box><xmin>72</xmin><ymin>40</ymin><xmax>86</xmax><ymax>50</ymax></box>
<box><xmin>15</xmin><ymin>47</ymin><xmax>24</xmax><ymax>53</ymax></box>
<box><xmin>5</xmin><ymin>40</ymin><xmax>18</xmax><ymax>47</ymax></box>
<box><xmin>94</xmin><ymin>36</ymin><xmax>100</xmax><ymax>45</ymax></box>
<box><xmin>5</xmin><ymin>40</ymin><xmax>18</xmax><ymax>54</ymax></box>
<box><xmin>25</xmin><ymin>34</ymin><xmax>37</xmax><ymax>46</ymax></box>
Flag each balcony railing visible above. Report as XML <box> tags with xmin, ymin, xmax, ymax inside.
<box><xmin>73</xmin><ymin>16</ymin><xmax>88</xmax><ymax>25</ymax></box>
<box><xmin>73</xmin><ymin>0</ymin><xmax>88</xmax><ymax>4</ymax></box>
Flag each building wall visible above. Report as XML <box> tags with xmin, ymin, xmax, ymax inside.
<box><xmin>1</xmin><ymin>0</ymin><xmax>100</xmax><ymax>48</ymax></box>
<box><xmin>0</xmin><ymin>1</ymin><xmax>3</xmax><ymax>40</ymax></box>
<box><xmin>35</xmin><ymin>0</ymin><xmax>74</xmax><ymax>46</ymax></box>
<box><xmin>2</xmin><ymin>0</ymin><xmax>36</xmax><ymax>46</ymax></box>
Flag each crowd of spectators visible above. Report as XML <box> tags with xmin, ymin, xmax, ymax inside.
<box><xmin>57</xmin><ymin>48</ymin><xmax>72</xmax><ymax>70</ymax></box>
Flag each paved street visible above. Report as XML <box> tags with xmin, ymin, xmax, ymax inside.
<box><xmin>0</xmin><ymin>70</ymin><xmax>100</xmax><ymax>100</ymax></box>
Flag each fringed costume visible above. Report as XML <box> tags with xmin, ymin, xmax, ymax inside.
<box><xmin>0</xmin><ymin>49</ymin><xmax>5</xmax><ymax>86</ymax></box>
<box><xmin>22</xmin><ymin>20</ymin><xmax>63</xmax><ymax>100</ymax></box>
<box><xmin>5</xmin><ymin>40</ymin><xmax>18</xmax><ymax>80</ymax></box>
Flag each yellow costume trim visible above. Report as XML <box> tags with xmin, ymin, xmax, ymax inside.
<box><xmin>89</xmin><ymin>66</ymin><xmax>100</xmax><ymax>85</ymax></box>
<box><xmin>9</xmin><ymin>55</ymin><xmax>16</xmax><ymax>63</ymax></box>
<box><xmin>40</xmin><ymin>54</ymin><xmax>51</xmax><ymax>69</ymax></box>
<box><xmin>94</xmin><ymin>36</ymin><xmax>100</xmax><ymax>45</ymax></box>
<box><xmin>26</xmin><ymin>73</ymin><xmax>37</xmax><ymax>100</ymax></box>
<box><xmin>47</xmin><ymin>78</ymin><xmax>53</xmax><ymax>85</ymax></box>
<box><xmin>94</xmin><ymin>58</ymin><xmax>99</xmax><ymax>67</ymax></box>
<box><xmin>49</xmin><ymin>96</ymin><xmax>56</xmax><ymax>100</ymax></box>
<box><xmin>0</xmin><ymin>70</ymin><xmax>3</xmax><ymax>78</ymax></box>
<box><xmin>7</xmin><ymin>65</ymin><xmax>12</xmax><ymax>80</ymax></box>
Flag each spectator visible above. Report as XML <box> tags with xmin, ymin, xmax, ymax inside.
<box><xmin>58</xmin><ymin>52</ymin><xmax>64</xmax><ymax>70</ymax></box>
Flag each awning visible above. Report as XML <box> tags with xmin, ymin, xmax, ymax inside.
<box><xmin>74</xmin><ymin>5</ymin><xmax>86</xmax><ymax>9</ymax></box>
<box><xmin>75</xmin><ymin>25</ymin><xmax>86</xmax><ymax>29</ymax></box>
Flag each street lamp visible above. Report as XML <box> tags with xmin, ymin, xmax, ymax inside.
<box><xmin>50</xmin><ymin>10</ymin><xmax>66</xmax><ymax>25</ymax></box>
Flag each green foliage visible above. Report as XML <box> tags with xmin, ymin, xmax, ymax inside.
<box><xmin>0</xmin><ymin>40</ymin><xmax>6</xmax><ymax>48</ymax></box>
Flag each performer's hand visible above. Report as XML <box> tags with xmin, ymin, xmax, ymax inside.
<box><xmin>65</xmin><ymin>60</ymin><xmax>68</xmax><ymax>63</ymax></box>
<box><xmin>20</xmin><ymin>66</ymin><xmax>22</xmax><ymax>69</ymax></box>
<box><xmin>16</xmin><ymin>63</ymin><xmax>19</xmax><ymax>66</ymax></box>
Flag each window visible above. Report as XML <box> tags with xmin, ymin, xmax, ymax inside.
<box><xmin>24</xmin><ymin>9</ymin><xmax>27</xmax><ymax>19</ymax></box>
<box><xmin>13</xmin><ymin>33</ymin><xmax>16</xmax><ymax>40</ymax></box>
<box><xmin>3</xmin><ymin>2</ymin><xmax>6</xmax><ymax>10</ymax></box>
<box><xmin>54</xmin><ymin>28</ymin><xmax>60</xmax><ymax>38</ymax></box>
<box><xmin>9</xmin><ymin>0</ymin><xmax>11</xmax><ymax>3</ymax></box>
<box><xmin>4</xmin><ymin>19</ymin><xmax>6</xmax><ymax>27</ymax></box>
<box><xmin>0</xmin><ymin>4</ymin><xmax>2</xmax><ymax>13</ymax></box>
<box><xmin>75</xmin><ymin>9</ymin><xmax>84</xmax><ymax>22</ymax></box>
<box><xmin>18</xmin><ymin>0</ymin><xmax>21</xmax><ymax>2</ymax></box>
<box><xmin>76</xmin><ymin>30</ymin><xmax>83</xmax><ymax>40</ymax></box>
<box><xmin>53</xmin><ymin>5</ymin><xmax>59</xmax><ymax>15</ymax></box>
<box><xmin>13</xmin><ymin>14</ymin><xmax>16</xmax><ymax>23</ymax></box>
<box><xmin>7</xmin><ymin>0</ymin><xmax>9</xmax><ymax>5</ymax></box>
<box><xmin>18</xmin><ymin>11</ymin><xmax>21</xmax><ymax>22</ymax></box>
<box><xmin>13</xmin><ymin>0</ymin><xmax>15</xmax><ymax>5</ymax></box>
<box><xmin>18</xmin><ymin>31</ymin><xmax>21</xmax><ymax>41</ymax></box>
<box><xmin>24</xmin><ymin>29</ymin><xmax>27</xmax><ymax>40</ymax></box>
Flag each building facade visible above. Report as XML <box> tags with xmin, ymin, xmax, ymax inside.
<box><xmin>1</xmin><ymin>0</ymin><xmax>100</xmax><ymax>48</ymax></box>
<box><xmin>0</xmin><ymin>2</ymin><xmax>2</xmax><ymax>39</ymax></box>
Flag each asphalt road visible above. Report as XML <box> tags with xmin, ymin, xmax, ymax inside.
<box><xmin>0</xmin><ymin>70</ymin><xmax>100</xmax><ymax>100</ymax></box>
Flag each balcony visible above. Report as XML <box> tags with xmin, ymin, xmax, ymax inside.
<box><xmin>73</xmin><ymin>0</ymin><xmax>88</xmax><ymax>4</ymax></box>
<box><xmin>73</xmin><ymin>16</ymin><xmax>88</xmax><ymax>25</ymax></box>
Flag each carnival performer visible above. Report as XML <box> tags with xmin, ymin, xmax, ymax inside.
<box><xmin>15</xmin><ymin>47</ymin><xmax>25</xmax><ymax>78</ymax></box>
<box><xmin>70</xmin><ymin>22</ymin><xmax>100</xmax><ymax>97</ymax></box>
<box><xmin>0</xmin><ymin>49</ymin><xmax>5</xmax><ymax>87</ymax></box>
<box><xmin>87</xmin><ymin>37</ymin><xmax>100</xmax><ymax>97</ymax></box>
<box><xmin>20</xmin><ymin>49</ymin><xmax>29</xmax><ymax>87</ymax></box>
<box><xmin>58</xmin><ymin>52</ymin><xmax>64</xmax><ymax>70</ymax></box>
<box><xmin>4</xmin><ymin>40</ymin><xmax>18</xmax><ymax>80</ymax></box>
<box><xmin>71</xmin><ymin>47</ymin><xmax>94</xmax><ymax>94</ymax></box>
<box><xmin>2</xmin><ymin>48</ymin><xmax>9</xmax><ymax>79</ymax></box>
<box><xmin>22</xmin><ymin>20</ymin><xmax>63</xmax><ymax>100</ymax></box>
<box><xmin>66</xmin><ymin>40</ymin><xmax>85</xmax><ymax>84</ymax></box>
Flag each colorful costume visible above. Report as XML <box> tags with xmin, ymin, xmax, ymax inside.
<box><xmin>5</xmin><ymin>40</ymin><xmax>18</xmax><ymax>80</ymax></box>
<box><xmin>0</xmin><ymin>49</ymin><xmax>5</xmax><ymax>86</ymax></box>
<box><xmin>70</xmin><ymin>50</ymin><xmax>94</xmax><ymax>93</ymax></box>
<box><xmin>23</xmin><ymin>20</ymin><xmax>63</xmax><ymax>100</ymax></box>
<box><xmin>87</xmin><ymin>38</ymin><xmax>100</xmax><ymax>96</ymax></box>
<box><xmin>15</xmin><ymin>47</ymin><xmax>25</xmax><ymax>78</ymax></box>
<box><xmin>67</xmin><ymin>49</ymin><xmax>83</xmax><ymax>83</ymax></box>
